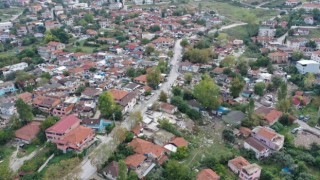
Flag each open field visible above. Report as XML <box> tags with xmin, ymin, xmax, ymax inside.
<box><xmin>0</xmin><ymin>7</ymin><xmax>24</xmax><ymax>22</ymax></box>
<box><xmin>0</xmin><ymin>146</ymin><xmax>16</xmax><ymax>179</ymax></box>
<box><xmin>189</xmin><ymin>0</ymin><xmax>278</xmax><ymax>23</ymax></box>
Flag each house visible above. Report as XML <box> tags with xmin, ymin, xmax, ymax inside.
<box><xmin>239</xmin><ymin>127</ymin><xmax>252</xmax><ymax>138</ymax></box>
<box><xmin>99</xmin><ymin>161</ymin><xmax>120</xmax><ymax>180</ymax></box>
<box><xmin>15</xmin><ymin>121</ymin><xmax>41</xmax><ymax>144</ymax></box>
<box><xmin>125</xmin><ymin>153</ymin><xmax>147</xmax><ymax>169</ymax></box>
<box><xmin>133</xmin><ymin>75</ymin><xmax>148</xmax><ymax>85</ymax></box>
<box><xmin>123</xmin><ymin>83</ymin><xmax>140</xmax><ymax>92</ymax></box>
<box><xmin>51</xmin><ymin>103</ymin><xmax>74</xmax><ymax>117</ymax></box>
<box><xmin>296</xmin><ymin>60</ymin><xmax>320</xmax><ymax>74</ymax></box>
<box><xmin>258</xmin><ymin>27</ymin><xmax>276</xmax><ymax>37</ymax></box>
<box><xmin>45</xmin><ymin>114</ymin><xmax>95</xmax><ymax>153</ymax></box>
<box><xmin>179</xmin><ymin>61</ymin><xmax>199</xmax><ymax>73</ymax></box>
<box><xmin>244</xmin><ymin>137</ymin><xmax>270</xmax><ymax>159</ymax></box>
<box><xmin>159</xmin><ymin>103</ymin><xmax>177</xmax><ymax>114</ymax></box>
<box><xmin>18</xmin><ymin>92</ymin><xmax>33</xmax><ymax>104</ymax></box>
<box><xmin>128</xmin><ymin>138</ymin><xmax>166</xmax><ymax>161</ymax></box>
<box><xmin>239</xmin><ymin>163</ymin><xmax>261</xmax><ymax>180</ymax></box>
<box><xmin>292</xmin><ymin>91</ymin><xmax>311</xmax><ymax>107</ymax></box>
<box><xmin>153</xmin><ymin>37</ymin><xmax>175</xmax><ymax>47</ymax></box>
<box><xmin>268</xmin><ymin>51</ymin><xmax>288</xmax><ymax>64</ymax></box>
<box><xmin>81</xmin><ymin>118</ymin><xmax>112</xmax><ymax>133</ymax></box>
<box><xmin>196</xmin><ymin>169</ymin><xmax>220</xmax><ymax>180</ymax></box>
<box><xmin>298</xmin><ymin>2</ymin><xmax>320</xmax><ymax>11</ymax></box>
<box><xmin>0</xmin><ymin>81</ymin><xmax>17</xmax><ymax>96</ymax></box>
<box><xmin>0</xmin><ymin>102</ymin><xmax>16</xmax><ymax>116</ymax></box>
<box><xmin>264</xmin><ymin>109</ymin><xmax>283</xmax><ymax>125</ymax></box>
<box><xmin>228</xmin><ymin>156</ymin><xmax>251</xmax><ymax>174</ymax></box>
<box><xmin>304</xmin><ymin>16</ymin><xmax>314</xmax><ymax>25</ymax></box>
<box><xmin>164</xmin><ymin>137</ymin><xmax>189</xmax><ymax>152</ymax></box>
<box><xmin>132</xmin><ymin>124</ymin><xmax>144</xmax><ymax>137</ymax></box>
<box><xmin>0</xmin><ymin>22</ymin><xmax>13</xmax><ymax>31</ymax></box>
<box><xmin>119</xmin><ymin>91</ymin><xmax>139</xmax><ymax>114</ymax></box>
<box><xmin>285</xmin><ymin>0</ymin><xmax>300</xmax><ymax>6</ymax></box>
<box><xmin>1</xmin><ymin>62</ymin><xmax>28</xmax><ymax>77</ymax></box>
<box><xmin>311</xmin><ymin>51</ymin><xmax>320</xmax><ymax>63</ymax></box>
<box><xmin>32</xmin><ymin>96</ymin><xmax>61</xmax><ymax>113</ymax></box>
<box><xmin>110</xmin><ymin>89</ymin><xmax>129</xmax><ymax>101</ymax></box>
<box><xmin>252</xmin><ymin>126</ymin><xmax>284</xmax><ymax>151</ymax></box>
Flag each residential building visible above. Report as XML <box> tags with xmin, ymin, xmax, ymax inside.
<box><xmin>298</xmin><ymin>2</ymin><xmax>320</xmax><ymax>11</ymax></box>
<box><xmin>252</xmin><ymin>126</ymin><xmax>284</xmax><ymax>151</ymax></box>
<box><xmin>285</xmin><ymin>0</ymin><xmax>300</xmax><ymax>6</ymax></box>
<box><xmin>133</xmin><ymin>75</ymin><xmax>148</xmax><ymax>85</ymax></box>
<box><xmin>159</xmin><ymin>102</ymin><xmax>177</xmax><ymax>114</ymax></box>
<box><xmin>268</xmin><ymin>51</ymin><xmax>288</xmax><ymax>64</ymax></box>
<box><xmin>244</xmin><ymin>137</ymin><xmax>270</xmax><ymax>159</ymax></box>
<box><xmin>311</xmin><ymin>51</ymin><xmax>320</xmax><ymax>63</ymax></box>
<box><xmin>258</xmin><ymin>27</ymin><xmax>276</xmax><ymax>37</ymax></box>
<box><xmin>99</xmin><ymin>161</ymin><xmax>120</xmax><ymax>180</ymax></box>
<box><xmin>239</xmin><ymin>164</ymin><xmax>261</xmax><ymax>180</ymax></box>
<box><xmin>228</xmin><ymin>156</ymin><xmax>251</xmax><ymax>174</ymax></box>
<box><xmin>0</xmin><ymin>81</ymin><xmax>17</xmax><ymax>96</ymax></box>
<box><xmin>18</xmin><ymin>92</ymin><xmax>34</xmax><ymax>105</ymax></box>
<box><xmin>128</xmin><ymin>138</ymin><xmax>166</xmax><ymax>162</ymax></box>
<box><xmin>196</xmin><ymin>169</ymin><xmax>220</xmax><ymax>180</ymax></box>
<box><xmin>32</xmin><ymin>96</ymin><xmax>61</xmax><ymax>113</ymax></box>
<box><xmin>45</xmin><ymin>114</ymin><xmax>95</xmax><ymax>153</ymax></box>
<box><xmin>296</xmin><ymin>60</ymin><xmax>320</xmax><ymax>74</ymax></box>
<box><xmin>15</xmin><ymin>121</ymin><xmax>41</xmax><ymax>144</ymax></box>
<box><xmin>0</xmin><ymin>22</ymin><xmax>13</xmax><ymax>31</ymax></box>
<box><xmin>1</xmin><ymin>62</ymin><xmax>28</xmax><ymax>77</ymax></box>
<box><xmin>0</xmin><ymin>102</ymin><xmax>16</xmax><ymax>116</ymax></box>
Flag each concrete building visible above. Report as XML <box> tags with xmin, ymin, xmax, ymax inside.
<box><xmin>0</xmin><ymin>22</ymin><xmax>13</xmax><ymax>31</ymax></box>
<box><xmin>296</xmin><ymin>60</ymin><xmax>320</xmax><ymax>74</ymax></box>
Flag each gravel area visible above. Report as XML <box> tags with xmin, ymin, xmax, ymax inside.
<box><xmin>294</xmin><ymin>130</ymin><xmax>320</xmax><ymax>148</ymax></box>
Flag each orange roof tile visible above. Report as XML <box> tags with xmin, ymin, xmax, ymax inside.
<box><xmin>15</xmin><ymin>122</ymin><xmax>41</xmax><ymax>142</ymax></box>
<box><xmin>265</xmin><ymin>110</ymin><xmax>282</xmax><ymax>124</ymax></box>
<box><xmin>170</xmin><ymin>137</ymin><xmax>188</xmax><ymax>147</ymax></box>
<box><xmin>257</xmin><ymin>127</ymin><xmax>276</xmax><ymax>140</ymax></box>
<box><xmin>109</xmin><ymin>89</ymin><xmax>129</xmax><ymax>101</ymax></box>
<box><xmin>60</xmin><ymin>125</ymin><xmax>94</xmax><ymax>144</ymax></box>
<box><xmin>228</xmin><ymin>156</ymin><xmax>250</xmax><ymax>170</ymax></box>
<box><xmin>134</xmin><ymin>75</ymin><xmax>147</xmax><ymax>83</ymax></box>
<box><xmin>197</xmin><ymin>169</ymin><xmax>220</xmax><ymax>180</ymax></box>
<box><xmin>125</xmin><ymin>154</ymin><xmax>146</xmax><ymax>168</ymax></box>
<box><xmin>128</xmin><ymin>138</ymin><xmax>165</xmax><ymax>158</ymax></box>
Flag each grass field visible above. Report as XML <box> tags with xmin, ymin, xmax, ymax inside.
<box><xmin>0</xmin><ymin>7</ymin><xmax>24</xmax><ymax>22</ymax></box>
<box><xmin>188</xmin><ymin>0</ymin><xmax>278</xmax><ymax>23</ymax></box>
<box><xmin>0</xmin><ymin>146</ymin><xmax>16</xmax><ymax>179</ymax></box>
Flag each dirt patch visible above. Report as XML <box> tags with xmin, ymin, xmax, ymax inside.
<box><xmin>294</xmin><ymin>130</ymin><xmax>320</xmax><ymax>148</ymax></box>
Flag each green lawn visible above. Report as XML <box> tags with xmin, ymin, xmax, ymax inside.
<box><xmin>0</xmin><ymin>146</ymin><xmax>16</xmax><ymax>179</ymax></box>
<box><xmin>223</xmin><ymin>25</ymin><xmax>250</xmax><ymax>39</ymax></box>
<box><xmin>293</xmin><ymin>103</ymin><xmax>319</xmax><ymax>127</ymax></box>
<box><xmin>0</xmin><ymin>7</ymin><xmax>24</xmax><ymax>21</ymax></box>
<box><xmin>191</xmin><ymin>1</ymin><xmax>278</xmax><ymax>23</ymax></box>
<box><xmin>17</xmin><ymin>144</ymin><xmax>38</xmax><ymax>158</ymax></box>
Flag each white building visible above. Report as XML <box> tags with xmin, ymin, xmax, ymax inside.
<box><xmin>296</xmin><ymin>60</ymin><xmax>320</xmax><ymax>74</ymax></box>
<box><xmin>134</xmin><ymin>0</ymin><xmax>153</xmax><ymax>5</ymax></box>
<box><xmin>258</xmin><ymin>27</ymin><xmax>276</xmax><ymax>37</ymax></box>
<box><xmin>0</xmin><ymin>22</ymin><xmax>13</xmax><ymax>31</ymax></box>
<box><xmin>2</xmin><ymin>62</ymin><xmax>28</xmax><ymax>76</ymax></box>
<box><xmin>311</xmin><ymin>51</ymin><xmax>320</xmax><ymax>63</ymax></box>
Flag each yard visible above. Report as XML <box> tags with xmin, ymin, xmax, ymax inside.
<box><xmin>293</xmin><ymin>103</ymin><xmax>319</xmax><ymax>127</ymax></box>
<box><xmin>17</xmin><ymin>144</ymin><xmax>38</xmax><ymax>158</ymax></box>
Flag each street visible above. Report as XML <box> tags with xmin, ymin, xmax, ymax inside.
<box><xmin>77</xmin><ymin>39</ymin><xmax>182</xmax><ymax>179</ymax></box>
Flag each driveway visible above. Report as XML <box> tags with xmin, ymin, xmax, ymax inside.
<box><xmin>295</xmin><ymin>120</ymin><xmax>320</xmax><ymax>136</ymax></box>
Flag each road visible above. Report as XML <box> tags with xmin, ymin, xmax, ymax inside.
<box><xmin>77</xmin><ymin>39</ymin><xmax>182</xmax><ymax>180</ymax></box>
<box><xmin>208</xmin><ymin>22</ymin><xmax>248</xmax><ymax>34</ymax></box>
<box><xmin>296</xmin><ymin>120</ymin><xmax>320</xmax><ymax>136</ymax></box>
<box><xmin>9</xmin><ymin>146</ymin><xmax>41</xmax><ymax>172</ymax></box>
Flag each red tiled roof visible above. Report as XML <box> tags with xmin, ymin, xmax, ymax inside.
<box><xmin>170</xmin><ymin>137</ymin><xmax>188</xmax><ymax>147</ymax></box>
<box><xmin>265</xmin><ymin>109</ymin><xmax>282</xmax><ymax>124</ymax></box>
<box><xmin>245</xmin><ymin>137</ymin><xmax>268</xmax><ymax>152</ymax></box>
<box><xmin>228</xmin><ymin>156</ymin><xmax>250</xmax><ymax>170</ymax></box>
<box><xmin>128</xmin><ymin>138</ymin><xmax>165</xmax><ymax>158</ymax></box>
<box><xmin>125</xmin><ymin>154</ymin><xmax>146</xmax><ymax>168</ymax></box>
<box><xmin>257</xmin><ymin>127</ymin><xmax>276</xmax><ymax>140</ymax></box>
<box><xmin>46</xmin><ymin>114</ymin><xmax>80</xmax><ymax>133</ymax></box>
<box><xmin>15</xmin><ymin>122</ymin><xmax>41</xmax><ymax>141</ymax></box>
<box><xmin>197</xmin><ymin>169</ymin><xmax>220</xmax><ymax>180</ymax></box>
<box><xmin>134</xmin><ymin>75</ymin><xmax>147</xmax><ymax>83</ymax></box>
<box><xmin>60</xmin><ymin>125</ymin><xmax>94</xmax><ymax>145</ymax></box>
<box><xmin>109</xmin><ymin>89</ymin><xmax>129</xmax><ymax>101</ymax></box>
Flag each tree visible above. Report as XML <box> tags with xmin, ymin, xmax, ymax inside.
<box><xmin>98</xmin><ymin>91</ymin><xmax>116</xmax><ymax>118</ymax></box>
<box><xmin>40</xmin><ymin>72</ymin><xmax>51</xmax><ymax>80</ymax></box>
<box><xmin>159</xmin><ymin>91</ymin><xmax>168</xmax><ymax>102</ymax></box>
<box><xmin>63</xmin><ymin>70</ymin><xmax>70</xmax><ymax>76</ymax></box>
<box><xmin>182</xmin><ymin>48</ymin><xmax>209</xmax><ymax>64</ymax></box>
<box><xmin>237</xmin><ymin>60</ymin><xmax>248</xmax><ymax>76</ymax></box>
<box><xmin>118</xmin><ymin>160</ymin><xmax>127</xmax><ymax>180</ymax></box>
<box><xmin>147</xmin><ymin>68</ymin><xmax>161</xmax><ymax>89</ymax></box>
<box><xmin>127</xmin><ymin>171</ymin><xmax>138</xmax><ymax>180</ymax></box>
<box><xmin>303</xmin><ymin>73</ymin><xmax>315</xmax><ymax>89</ymax></box>
<box><xmin>277</xmin><ymin>99</ymin><xmax>291</xmax><ymax>113</ymax></box>
<box><xmin>291</xmin><ymin>51</ymin><xmax>303</xmax><ymax>61</ymax></box>
<box><xmin>279</xmin><ymin>114</ymin><xmax>292</xmax><ymax>126</ymax></box>
<box><xmin>220</xmin><ymin>55</ymin><xmax>235</xmax><ymax>68</ymax></box>
<box><xmin>0</xmin><ymin>129</ymin><xmax>13</xmax><ymax>145</ymax></box>
<box><xmin>144</xmin><ymin>46</ymin><xmax>155</xmax><ymax>55</ymax></box>
<box><xmin>171</xmin><ymin>146</ymin><xmax>188</xmax><ymax>160</ymax></box>
<box><xmin>184</xmin><ymin>73</ymin><xmax>192</xmax><ymax>84</ymax></box>
<box><xmin>271</xmin><ymin>77</ymin><xmax>283</xmax><ymax>90</ymax></box>
<box><xmin>222</xmin><ymin>129</ymin><xmax>235</xmax><ymax>143</ymax></box>
<box><xmin>247</xmin><ymin>98</ymin><xmax>255</xmax><ymax>120</ymax></box>
<box><xmin>180</xmin><ymin>39</ymin><xmax>189</xmax><ymax>47</ymax></box>
<box><xmin>16</xmin><ymin>99</ymin><xmax>33</xmax><ymax>124</ymax></box>
<box><xmin>157</xmin><ymin>60</ymin><xmax>168</xmax><ymax>73</ymax></box>
<box><xmin>167</xmin><ymin>50</ymin><xmax>174</xmax><ymax>58</ymax></box>
<box><xmin>129</xmin><ymin>111</ymin><xmax>142</xmax><ymax>129</ymax></box>
<box><xmin>305</xmin><ymin>40</ymin><xmax>317</xmax><ymax>49</ymax></box>
<box><xmin>254</xmin><ymin>82</ymin><xmax>265</xmax><ymax>96</ymax></box>
<box><xmin>230</xmin><ymin>77</ymin><xmax>245</xmax><ymax>98</ymax></box>
<box><xmin>164</xmin><ymin>160</ymin><xmax>193</xmax><ymax>180</ymax></box>
<box><xmin>193</xmin><ymin>75</ymin><xmax>220</xmax><ymax>110</ymax></box>
<box><xmin>277</xmin><ymin>82</ymin><xmax>287</xmax><ymax>101</ymax></box>
<box><xmin>149</xmin><ymin>25</ymin><xmax>161</xmax><ymax>32</ymax></box>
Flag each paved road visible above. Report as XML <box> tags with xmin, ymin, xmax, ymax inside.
<box><xmin>296</xmin><ymin>120</ymin><xmax>320</xmax><ymax>136</ymax></box>
<box><xmin>78</xmin><ymin>39</ymin><xmax>182</xmax><ymax>179</ymax></box>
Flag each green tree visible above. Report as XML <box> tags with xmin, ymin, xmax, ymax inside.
<box><xmin>167</xmin><ymin>50</ymin><xmax>174</xmax><ymax>58</ymax></box>
<box><xmin>129</xmin><ymin>111</ymin><xmax>142</xmax><ymax>129</ymax></box>
<box><xmin>127</xmin><ymin>171</ymin><xmax>138</xmax><ymax>180</ymax></box>
<box><xmin>180</xmin><ymin>39</ymin><xmax>189</xmax><ymax>47</ymax></box>
<box><xmin>184</xmin><ymin>73</ymin><xmax>192</xmax><ymax>84</ymax></box>
<box><xmin>277</xmin><ymin>99</ymin><xmax>291</xmax><ymax>113</ymax></box>
<box><xmin>230</xmin><ymin>77</ymin><xmax>245</xmax><ymax>98</ymax></box>
<box><xmin>118</xmin><ymin>160</ymin><xmax>127</xmax><ymax>180</ymax></box>
<box><xmin>254</xmin><ymin>82</ymin><xmax>265</xmax><ymax>96</ymax></box>
<box><xmin>63</xmin><ymin>70</ymin><xmax>70</xmax><ymax>76</ymax></box>
<box><xmin>277</xmin><ymin>82</ymin><xmax>287</xmax><ymax>101</ymax></box>
<box><xmin>164</xmin><ymin>160</ymin><xmax>193</xmax><ymax>180</ymax></box>
<box><xmin>159</xmin><ymin>91</ymin><xmax>168</xmax><ymax>102</ymax></box>
<box><xmin>157</xmin><ymin>60</ymin><xmax>168</xmax><ymax>73</ymax></box>
<box><xmin>40</xmin><ymin>72</ymin><xmax>51</xmax><ymax>80</ymax></box>
<box><xmin>16</xmin><ymin>99</ymin><xmax>33</xmax><ymax>124</ymax></box>
<box><xmin>222</xmin><ymin>129</ymin><xmax>236</xmax><ymax>143</ymax></box>
<box><xmin>220</xmin><ymin>55</ymin><xmax>235</xmax><ymax>68</ymax></box>
<box><xmin>149</xmin><ymin>25</ymin><xmax>161</xmax><ymax>33</ymax></box>
<box><xmin>171</xmin><ymin>146</ymin><xmax>189</xmax><ymax>160</ymax></box>
<box><xmin>291</xmin><ymin>51</ymin><xmax>303</xmax><ymax>61</ymax></box>
<box><xmin>193</xmin><ymin>75</ymin><xmax>220</xmax><ymax>110</ymax></box>
<box><xmin>144</xmin><ymin>46</ymin><xmax>155</xmax><ymax>55</ymax></box>
<box><xmin>182</xmin><ymin>48</ymin><xmax>209</xmax><ymax>64</ymax></box>
<box><xmin>303</xmin><ymin>73</ymin><xmax>315</xmax><ymax>89</ymax></box>
<box><xmin>98</xmin><ymin>91</ymin><xmax>116</xmax><ymax>118</ymax></box>
<box><xmin>0</xmin><ymin>129</ymin><xmax>13</xmax><ymax>145</ymax></box>
<box><xmin>147</xmin><ymin>68</ymin><xmax>161</xmax><ymax>89</ymax></box>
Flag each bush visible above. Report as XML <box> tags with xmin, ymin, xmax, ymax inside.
<box><xmin>222</xmin><ymin>129</ymin><xmax>235</xmax><ymax>143</ymax></box>
<box><xmin>106</xmin><ymin>123</ymin><xmax>115</xmax><ymax>134</ymax></box>
<box><xmin>158</xmin><ymin>119</ymin><xmax>182</xmax><ymax>137</ymax></box>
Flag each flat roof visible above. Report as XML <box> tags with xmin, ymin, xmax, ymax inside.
<box><xmin>297</xmin><ymin>60</ymin><xmax>319</xmax><ymax>65</ymax></box>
